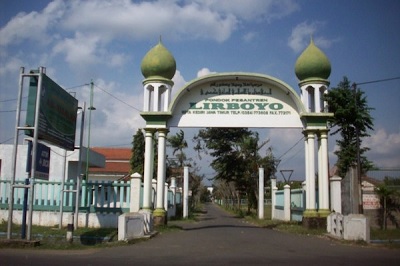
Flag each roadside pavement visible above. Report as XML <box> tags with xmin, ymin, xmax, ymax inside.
<box><xmin>0</xmin><ymin>203</ymin><xmax>399</xmax><ymax>265</ymax></box>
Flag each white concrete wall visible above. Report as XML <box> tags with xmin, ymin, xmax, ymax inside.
<box><xmin>274</xmin><ymin>209</ymin><xmax>285</xmax><ymax>220</ymax></box>
<box><xmin>1</xmin><ymin>209</ymin><xmax>118</xmax><ymax>228</ymax></box>
<box><xmin>0</xmin><ymin>144</ymin><xmax>105</xmax><ymax>182</ymax></box>
<box><xmin>327</xmin><ymin>212</ymin><xmax>370</xmax><ymax>243</ymax></box>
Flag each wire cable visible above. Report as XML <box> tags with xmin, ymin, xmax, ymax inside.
<box><xmin>0</xmin><ymin>132</ymin><xmax>24</xmax><ymax>144</ymax></box>
<box><xmin>93</xmin><ymin>84</ymin><xmax>141</xmax><ymax>112</ymax></box>
<box><xmin>277</xmin><ymin>136</ymin><xmax>304</xmax><ymax>160</ymax></box>
<box><xmin>65</xmin><ymin>83</ymin><xmax>90</xmax><ymax>90</ymax></box>
<box><xmin>355</xmin><ymin>76</ymin><xmax>400</xmax><ymax>86</ymax></box>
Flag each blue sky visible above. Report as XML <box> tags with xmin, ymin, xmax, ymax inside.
<box><xmin>1</xmin><ymin>0</ymin><xmax>399</xmax><ymax>182</ymax></box>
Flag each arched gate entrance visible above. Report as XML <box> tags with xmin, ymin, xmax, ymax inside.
<box><xmin>139</xmin><ymin>40</ymin><xmax>333</xmax><ymax>227</ymax></box>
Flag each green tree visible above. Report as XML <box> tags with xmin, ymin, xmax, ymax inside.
<box><xmin>167</xmin><ymin>130</ymin><xmax>207</xmax><ymax>213</ymax></box>
<box><xmin>167</xmin><ymin>129</ymin><xmax>188</xmax><ymax>168</ymax></box>
<box><xmin>194</xmin><ymin>128</ymin><xmax>252</xmax><ymax>182</ymax></box>
<box><xmin>194</xmin><ymin>128</ymin><xmax>276</xmax><ymax>213</ymax></box>
<box><xmin>324</xmin><ymin>76</ymin><xmax>374</xmax><ymax>177</ymax></box>
<box><xmin>375</xmin><ymin>184</ymin><xmax>398</xmax><ymax>229</ymax></box>
<box><xmin>130</xmin><ymin>129</ymin><xmax>158</xmax><ymax>178</ymax></box>
<box><xmin>130</xmin><ymin>129</ymin><xmax>145</xmax><ymax>175</ymax></box>
<box><xmin>375</xmin><ymin>177</ymin><xmax>400</xmax><ymax>229</ymax></box>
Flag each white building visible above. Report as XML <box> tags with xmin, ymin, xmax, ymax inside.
<box><xmin>0</xmin><ymin>143</ymin><xmax>105</xmax><ymax>182</ymax></box>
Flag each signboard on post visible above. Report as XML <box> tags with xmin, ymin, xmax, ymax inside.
<box><xmin>25</xmin><ymin>72</ymin><xmax>78</xmax><ymax>150</ymax></box>
<box><xmin>35</xmin><ymin>142</ymin><xmax>51</xmax><ymax>180</ymax></box>
<box><xmin>26</xmin><ymin>141</ymin><xmax>51</xmax><ymax>180</ymax></box>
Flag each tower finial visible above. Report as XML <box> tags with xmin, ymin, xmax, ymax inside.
<box><xmin>159</xmin><ymin>35</ymin><xmax>162</xmax><ymax>44</ymax></box>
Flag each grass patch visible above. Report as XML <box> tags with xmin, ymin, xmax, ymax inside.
<box><xmin>244</xmin><ymin>216</ymin><xmax>326</xmax><ymax>236</ymax></box>
<box><xmin>0</xmin><ymin>220</ymin><xmax>128</xmax><ymax>250</ymax></box>
<box><xmin>371</xmin><ymin>228</ymin><xmax>400</xmax><ymax>240</ymax></box>
<box><xmin>0</xmin><ymin>219</ymin><xmax>184</xmax><ymax>250</ymax></box>
<box><xmin>371</xmin><ymin>228</ymin><xmax>400</xmax><ymax>248</ymax></box>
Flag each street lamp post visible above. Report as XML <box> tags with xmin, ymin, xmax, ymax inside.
<box><xmin>85</xmin><ymin>81</ymin><xmax>96</xmax><ymax>181</ymax></box>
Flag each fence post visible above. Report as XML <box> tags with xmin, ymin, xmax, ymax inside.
<box><xmin>169</xmin><ymin>177</ymin><xmax>176</xmax><ymax>217</ymax></box>
<box><xmin>164</xmin><ymin>182</ymin><xmax>168</xmax><ymax>211</ymax></box>
<box><xmin>284</xmin><ymin>184</ymin><xmax>291</xmax><ymax>221</ymax></box>
<box><xmin>183</xmin><ymin>166</ymin><xmax>189</xmax><ymax>219</ymax></box>
<box><xmin>258</xmin><ymin>168</ymin><xmax>264</xmax><ymax>219</ymax></box>
<box><xmin>130</xmin><ymin>173</ymin><xmax>142</xmax><ymax>213</ymax></box>
<box><xmin>271</xmin><ymin>177</ymin><xmax>277</xmax><ymax>219</ymax></box>
<box><xmin>330</xmin><ymin>175</ymin><xmax>342</xmax><ymax>213</ymax></box>
<box><xmin>81</xmin><ymin>180</ymin><xmax>87</xmax><ymax>209</ymax></box>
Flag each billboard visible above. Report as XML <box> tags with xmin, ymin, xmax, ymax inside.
<box><xmin>25</xmin><ymin>72</ymin><xmax>78</xmax><ymax>150</ymax></box>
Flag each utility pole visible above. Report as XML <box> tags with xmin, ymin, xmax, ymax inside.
<box><xmin>352</xmin><ymin>83</ymin><xmax>362</xmax><ymax>214</ymax></box>
<box><xmin>85</xmin><ymin>80</ymin><xmax>96</xmax><ymax>181</ymax></box>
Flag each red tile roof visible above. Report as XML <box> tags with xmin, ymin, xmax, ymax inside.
<box><xmin>92</xmin><ymin>147</ymin><xmax>132</xmax><ymax>160</ymax></box>
<box><xmin>90</xmin><ymin>162</ymin><xmax>131</xmax><ymax>174</ymax></box>
<box><xmin>90</xmin><ymin>147</ymin><xmax>132</xmax><ymax>174</ymax></box>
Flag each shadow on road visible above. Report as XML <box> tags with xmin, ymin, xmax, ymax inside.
<box><xmin>183</xmin><ymin>224</ymin><xmax>260</xmax><ymax>231</ymax></box>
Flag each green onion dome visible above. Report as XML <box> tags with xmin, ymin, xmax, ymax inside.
<box><xmin>141</xmin><ymin>40</ymin><xmax>176</xmax><ymax>80</ymax></box>
<box><xmin>295</xmin><ymin>38</ymin><xmax>331</xmax><ymax>82</ymax></box>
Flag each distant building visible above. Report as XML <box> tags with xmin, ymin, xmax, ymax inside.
<box><xmin>88</xmin><ymin>147</ymin><xmax>132</xmax><ymax>182</ymax></box>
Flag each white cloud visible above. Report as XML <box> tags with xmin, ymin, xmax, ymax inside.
<box><xmin>171</xmin><ymin>70</ymin><xmax>187</xmax><ymax>98</ymax></box>
<box><xmin>262</xmin><ymin>128</ymin><xmax>305</xmax><ymax>179</ymax></box>
<box><xmin>328</xmin><ymin>128</ymin><xmax>400</xmax><ymax>169</ymax></box>
<box><xmin>52</xmin><ymin>32</ymin><xmax>102</xmax><ymax>67</ymax></box>
<box><xmin>365</xmin><ymin>128</ymin><xmax>400</xmax><ymax>167</ymax></box>
<box><xmin>0</xmin><ymin>57</ymin><xmax>23</xmax><ymax>76</ymax></box>
<box><xmin>288</xmin><ymin>21</ymin><xmax>332</xmax><ymax>53</ymax></box>
<box><xmin>243</xmin><ymin>32</ymin><xmax>257</xmax><ymax>42</ymax></box>
<box><xmin>266</xmin><ymin>128</ymin><xmax>303</xmax><ymax>157</ymax></box>
<box><xmin>0</xmin><ymin>0</ymin><xmax>301</xmax><ymax>74</ymax></box>
<box><xmin>197</xmin><ymin>67</ymin><xmax>216</xmax><ymax>78</ymax></box>
<box><xmin>60</xmin><ymin>0</ymin><xmax>238</xmax><ymax>43</ymax></box>
<box><xmin>198</xmin><ymin>0</ymin><xmax>299</xmax><ymax>21</ymax></box>
<box><xmin>1</xmin><ymin>0</ymin><xmax>298</xmax><ymax>48</ymax></box>
<box><xmin>0</xmin><ymin>0</ymin><xmax>65</xmax><ymax>46</ymax></box>
<box><xmin>109</xmin><ymin>53</ymin><xmax>129</xmax><ymax>68</ymax></box>
<box><xmin>83</xmin><ymin>79</ymin><xmax>145</xmax><ymax>147</ymax></box>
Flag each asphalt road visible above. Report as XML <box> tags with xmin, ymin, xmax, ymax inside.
<box><xmin>0</xmin><ymin>203</ymin><xmax>399</xmax><ymax>265</ymax></box>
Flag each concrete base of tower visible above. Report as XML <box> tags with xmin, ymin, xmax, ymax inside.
<box><xmin>303</xmin><ymin>209</ymin><xmax>318</xmax><ymax>218</ymax></box>
<box><xmin>138</xmin><ymin>209</ymin><xmax>154</xmax><ymax>234</ymax></box>
<box><xmin>302</xmin><ymin>209</ymin><xmax>326</xmax><ymax>229</ymax></box>
<box><xmin>318</xmin><ymin>209</ymin><xmax>331</xmax><ymax>218</ymax></box>
<box><xmin>153</xmin><ymin>209</ymin><xmax>167</xmax><ymax>226</ymax></box>
<box><xmin>302</xmin><ymin>216</ymin><xmax>327</xmax><ymax>229</ymax></box>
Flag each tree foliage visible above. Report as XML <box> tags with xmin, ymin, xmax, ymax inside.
<box><xmin>167</xmin><ymin>130</ymin><xmax>206</xmax><ymax>212</ymax></box>
<box><xmin>324</xmin><ymin>76</ymin><xmax>374</xmax><ymax>177</ymax></box>
<box><xmin>130</xmin><ymin>129</ymin><xmax>158</xmax><ymax>178</ymax></box>
<box><xmin>167</xmin><ymin>129</ymin><xmax>188</xmax><ymax>168</ymax></box>
<box><xmin>130</xmin><ymin>129</ymin><xmax>145</xmax><ymax>175</ymax></box>
<box><xmin>194</xmin><ymin>128</ymin><xmax>277</xmax><ymax>213</ymax></box>
<box><xmin>375</xmin><ymin>177</ymin><xmax>400</xmax><ymax>229</ymax></box>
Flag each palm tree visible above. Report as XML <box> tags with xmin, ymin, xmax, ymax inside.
<box><xmin>167</xmin><ymin>130</ymin><xmax>188</xmax><ymax>167</ymax></box>
<box><xmin>375</xmin><ymin>184</ymin><xmax>398</xmax><ymax>230</ymax></box>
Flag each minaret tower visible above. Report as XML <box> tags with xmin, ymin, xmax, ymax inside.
<box><xmin>295</xmin><ymin>37</ymin><xmax>331</xmax><ymax>113</ymax></box>
<box><xmin>140</xmin><ymin>39</ymin><xmax>176</xmax><ymax>226</ymax></box>
<box><xmin>141</xmin><ymin>38</ymin><xmax>176</xmax><ymax>112</ymax></box>
<box><xmin>295</xmin><ymin>38</ymin><xmax>332</xmax><ymax>223</ymax></box>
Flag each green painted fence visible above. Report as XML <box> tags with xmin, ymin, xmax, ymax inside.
<box><xmin>0</xmin><ymin>179</ymin><xmax>132</xmax><ymax>213</ymax></box>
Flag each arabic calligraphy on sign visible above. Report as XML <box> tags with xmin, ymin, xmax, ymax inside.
<box><xmin>200</xmin><ymin>81</ymin><xmax>272</xmax><ymax>96</ymax></box>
